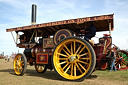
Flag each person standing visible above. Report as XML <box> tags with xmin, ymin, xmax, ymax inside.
<box><xmin>7</xmin><ymin>55</ymin><xmax>10</xmax><ymax>62</ymax></box>
<box><xmin>4</xmin><ymin>56</ymin><xmax>7</xmax><ymax>63</ymax></box>
<box><xmin>110</xmin><ymin>47</ymin><xmax>117</xmax><ymax>72</ymax></box>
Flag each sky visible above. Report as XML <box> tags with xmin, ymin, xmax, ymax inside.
<box><xmin>0</xmin><ymin>0</ymin><xmax>128</xmax><ymax>55</ymax></box>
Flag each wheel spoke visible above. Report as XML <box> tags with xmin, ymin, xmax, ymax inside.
<box><xmin>59</xmin><ymin>58</ymin><xmax>67</xmax><ymax>60</ymax></box>
<box><xmin>64</xmin><ymin>65</ymin><xmax>71</xmax><ymax>74</ymax></box>
<box><xmin>78</xmin><ymin>53</ymin><xmax>88</xmax><ymax>59</ymax></box>
<box><xmin>78</xmin><ymin>46</ymin><xmax>86</xmax><ymax>55</ymax></box>
<box><xmin>16</xmin><ymin>60</ymin><xmax>18</xmax><ymax>63</ymax></box>
<box><xmin>15</xmin><ymin>64</ymin><xmax>18</xmax><ymax>69</ymax></box>
<box><xmin>19</xmin><ymin>57</ymin><xmax>21</xmax><ymax>62</ymax></box>
<box><xmin>71</xmin><ymin>63</ymin><xmax>73</xmax><ymax>76</ymax></box>
<box><xmin>115</xmin><ymin>62</ymin><xmax>119</xmax><ymax>67</ymax></box>
<box><xmin>74</xmin><ymin>41</ymin><xmax>75</xmax><ymax>54</ymax></box>
<box><xmin>21</xmin><ymin>67</ymin><xmax>23</xmax><ymax>71</ymax></box>
<box><xmin>22</xmin><ymin>63</ymin><xmax>24</xmax><ymax>66</ymax></box>
<box><xmin>17</xmin><ymin>65</ymin><xmax>20</xmax><ymax>68</ymax></box>
<box><xmin>21</xmin><ymin>61</ymin><xmax>24</xmax><ymax>63</ymax></box>
<box><xmin>117</xmin><ymin>54</ymin><xmax>119</xmax><ymax>58</ymax></box>
<box><xmin>59</xmin><ymin>61</ymin><xmax>67</xmax><ymax>65</ymax></box>
<box><xmin>20</xmin><ymin>64</ymin><xmax>23</xmax><ymax>68</ymax></box>
<box><xmin>122</xmin><ymin>62</ymin><xmax>125</xmax><ymax>66</ymax></box>
<box><xmin>20</xmin><ymin>61</ymin><xmax>24</xmax><ymax>66</ymax></box>
<box><xmin>75</xmin><ymin>44</ymin><xmax>82</xmax><ymax>54</ymax></box>
<box><xmin>71</xmin><ymin>42</ymin><xmax>73</xmax><ymax>54</ymax></box>
<box><xmin>15</xmin><ymin>64</ymin><xmax>18</xmax><ymax>68</ymax></box>
<box><xmin>119</xmin><ymin>55</ymin><xmax>121</xmax><ymax>58</ymax></box>
<box><xmin>79</xmin><ymin>58</ymin><xmax>90</xmax><ymax>60</ymax></box>
<box><xmin>63</xmin><ymin>49</ymin><xmax>70</xmax><ymax>56</ymax></box>
<box><xmin>16</xmin><ymin>61</ymin><xmax>18</xmax><ymax>66</ymax></box>
<box><xmin>116</xmin><ymin>58</ymin><xmax>119</xmax><ymax>61</ymax></box>
<box><xmin>78</xmin><ymin>63</ymin><xmax>87</xmax><ymax>72</ymax></box>
<box><xmin>63</xmin><ymin>44</ymin><xmax>71</xmax><ymax>54</ymax></box>
<box><xmin>19</xmin><ymin>64</ymin><xmax>22</xmax><ymax>68</ymax></box>
<box><xmin>78</xmin><ymin>60</ymin><xmax>89</xmax><ymax>65</ymax></box>
<box><xmin>122</xmin><ymin>60</ymin><xmax>127</xmax><ymax>65</ymax></box>
<box><xmin>75</xmin><ymin>63</ymin><xmax>83</xmax><ymax>74</ymax></box>
<box><xmin>39</xmin><ymin>66</ymin><xmax>41</xmax><ymax>70</ymax></box>
<box><xmin>18</xmin><ymin>56</ymin><xmax>22</xmax><ymax>61</ymax></box>
<box><xmin>57</xmin><ymin>53</ymin><xmax>68</xmax><ymax>57</ymax></box>
<box><xmin>62</xmin><ymin>63</ymin><xmax>69</xmax><ymax>70</ymax></box>
<box><xmin>18</xmin><ymin>67</ymin><xmax>20</xmax><ymax>72</ymax></box>
<box><xmin>74</xmin><ymin>64</ymin><xmax>76</xmax><ymax>76</ymax></box>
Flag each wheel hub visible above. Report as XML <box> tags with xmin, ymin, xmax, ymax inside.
<box><xmin>18</xmin><ymin>62</ymin><xmax>21</xmax><ymax>66</ymax></box>
<box><xmin>119</xmin><ymin>57</ymin><xmax>123</xmax><ymax>62</ymax></box>
<box><xmin>69</xmin><ymin>55</ymin><xmax>76</xmax><ymax>62</ymax></box>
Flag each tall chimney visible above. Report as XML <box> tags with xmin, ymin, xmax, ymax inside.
<box><xmin>31</xmin><ymin>4</ymin><xmax>37</xmax><ymax>25</ymax></box>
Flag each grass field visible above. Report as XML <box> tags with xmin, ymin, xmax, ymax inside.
<box><xmin>0</xmin><ymin>59</ymin><xmax>128</xmax><ymax>85</ymax></box>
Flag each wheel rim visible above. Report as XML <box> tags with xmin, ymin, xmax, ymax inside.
<box><xmin>14</xmin><ymin>54</ymin><xmax>24</xmax><ymax>75</ymax></box>
<box><xmin>35</xmin><ymin>65</ymin><xmax>46</xmax><ymax>73</ymax></box>
<box><xmin>101</xmin><ymin>63</ymin><xmax>107</xmax><ymax>70</ymax></box>
<box><xmin>53</xmin><ymin>38</ymin><xmax>92</xmax><ymax>80</ymax></box>
<box><xmin>53</xmin><ymin>29</ymin><xmax>73</xmax><ymax>45</ymax></box>
<box><xmin>115</xmin><ymin>50</ymin><xmax>128</xmax><ymax>70</ymax></box>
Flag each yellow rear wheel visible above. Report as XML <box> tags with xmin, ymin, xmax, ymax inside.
<box><xmin>53</xmin><ymin>37</ymin><xmax>96</xmax><ymax>81</ymax></box>
<box><xmin>14</xmin><ymin>53</ymin><xmax>27</xmax><ymax>75</ymax></box>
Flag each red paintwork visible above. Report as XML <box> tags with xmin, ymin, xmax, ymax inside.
<box><xmin>36</xmin><ymin>53</ymin><xmax>48</xmax><ymax>64</ymax></box>
<box><xmin>103</xmin><ymin>34</ymin><xmax>110</xmax><ymax>37</ymax></box>
<box><xmin>94</xmin><ymin>35</ymin><xmax>112</xmax><ymax>69</ymax></box>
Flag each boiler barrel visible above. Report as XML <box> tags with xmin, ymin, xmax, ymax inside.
<box><xmin>24</xmin><ymin>47</ymin><xmax>38</xmax><ymax>58</ymax></box>
<box><xmin>24</xmin><ymin>49</ymin><xmax>32</xmax><ymax>58</ymax></box>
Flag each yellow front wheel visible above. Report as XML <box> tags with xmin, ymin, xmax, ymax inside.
<box><xmin>14</xmin><ymin>53</ymin><xmax>27</xmax><ymax>75</ymax></box>
<box><xmin>53</xmin><ymin>37</ymin><xmax>96</xmax><ymax>81</ymax></box>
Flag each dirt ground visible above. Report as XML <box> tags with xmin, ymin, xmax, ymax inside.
<box><xmin>0</xmin><ymin>58</ymin><xmax>128</xmax><ymax>85</ymax></box>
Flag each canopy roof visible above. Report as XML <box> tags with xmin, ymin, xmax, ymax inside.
<box><xmin>6</xmin><ymin>14</ymin><xmax>114</xmax><ymax>36</ymax></box>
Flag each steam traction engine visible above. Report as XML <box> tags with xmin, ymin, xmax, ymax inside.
<box><xmin>6</xmin><ymin>5</ymin><xmax>128</xmax><ymax>81</ymax></box>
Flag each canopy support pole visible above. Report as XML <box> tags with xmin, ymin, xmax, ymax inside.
<box><xmin>11</xmin><ymin>32</ymin><xmax>16</xmax><ymax>44</ymax></box>
<box><xmin>29</xmin><ymin>30</ymin><xmax>36</xmax><ymax>43</ymax></box>
<box><xmin>109</xmin><ymin>23</ymin><xmax>111</xmax><ymax>36</ymax></box>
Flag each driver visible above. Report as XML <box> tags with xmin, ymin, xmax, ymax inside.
<box><xmin>80</xmin><ymin>22</ymin><xmax>96</xmax><ymax>45</ymax></box>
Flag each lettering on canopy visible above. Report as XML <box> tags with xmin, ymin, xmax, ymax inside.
<box><xmin>6</xmin><ymin>14</ymin><xmax>113</xmax><ymax>32</ymax></box>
